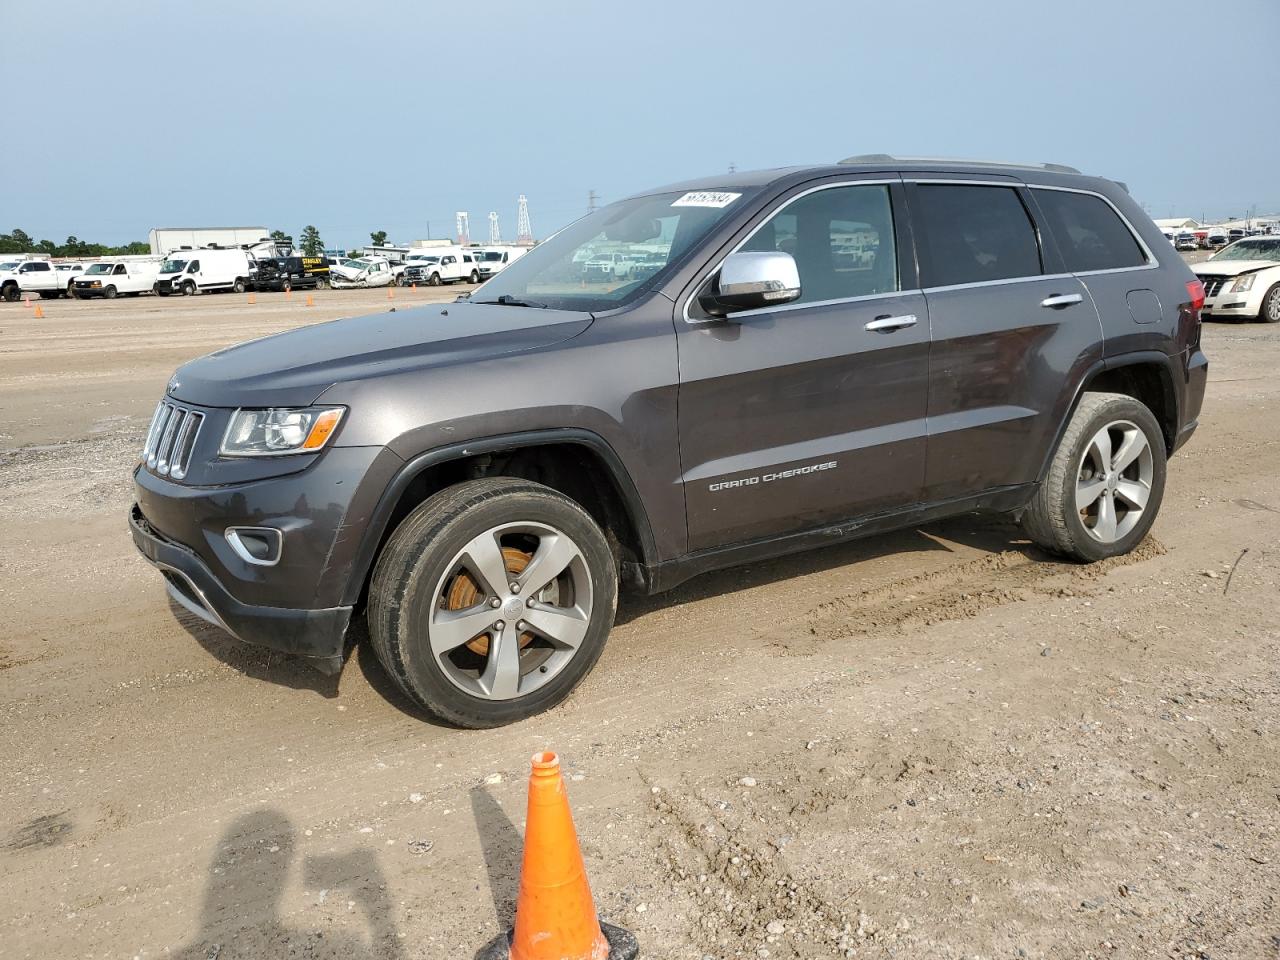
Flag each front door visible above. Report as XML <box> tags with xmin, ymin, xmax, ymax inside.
<box><xmin>677</xmin><ymin>179</ymin><xmax>931</xmax><ymax>552</ymax></box>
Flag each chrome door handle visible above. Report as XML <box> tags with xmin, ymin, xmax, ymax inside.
<box><xmin>864</xmin><ymin>313</ymin><xmax>918</xmax><ymax>332</ymax></box>
<box><xmin>1041</xmin><ymin>293</ymin><xmax>1083</xmax><ymax>309</ymax></box>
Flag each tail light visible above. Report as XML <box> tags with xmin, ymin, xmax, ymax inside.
<box><xmin>1186</xmin><ymin>279</ymin><xmax>1205</xmax><ymax>312</ymax></box>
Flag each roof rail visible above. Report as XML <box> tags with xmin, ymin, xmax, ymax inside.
<box><xmin>838</xmin><ymin>154</ymin><xmax>1081</xmax><ymax>175</ymax></box>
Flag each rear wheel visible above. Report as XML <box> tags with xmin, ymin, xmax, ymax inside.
<box><xmin>232</xmin><ymin>277</ymin><xmax>246</xmax><ymax>294</ymax></box>
<box><xmin>104</xmin><ymin>285</ymin><xmax>118</xmax><ymax>299</ymax></box>
<box><xmin>1260</xmin><ymin>283</ymin><xmax>1280</xmax><ymax>323</ymax></box>
<box><xmin>1022</xmin><ymin>392</ymin><xmax>1166</xmax><ymax>562</ymax></box>
<box><xmin>369</xmin><ymin>477</ymin><xmax>618</xmax><ymax>728</ymax></box>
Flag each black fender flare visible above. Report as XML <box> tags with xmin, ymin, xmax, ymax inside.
<box><xmin>339</xmin><ymin>428</ymin><xmax>657</xmax><ymax>606</ymax></box>
<box><xmin>1035</xmin><ymin>350</ymin><xmax>1180</xmax><ymax>484</ymax></box>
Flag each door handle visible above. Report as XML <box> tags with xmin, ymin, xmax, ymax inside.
<box><xmin>864</xmin><ymin>313</ymin><xmax>918</xmax><ymax>332</ymax></box>
<box><xmin>1040</xmin><ymin>293</ymin><xmax>1083</xmax><ymax>309</ymax></box>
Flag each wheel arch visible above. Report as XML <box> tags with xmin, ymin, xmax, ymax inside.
<box><xmin>1037</xmin><ymin>352</ymin><xmax>1180</xmax><ymax>483</ymax></box>
<box><xmin>339</xmin><ymin>429</ymin><xmax>657</xmax><ymax>608</ymax></box>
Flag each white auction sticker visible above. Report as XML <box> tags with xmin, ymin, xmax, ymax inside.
<box><xmin>671</xmin><ymin>191</ymin><xmax>742</xmax><ymax>208</ymax></box>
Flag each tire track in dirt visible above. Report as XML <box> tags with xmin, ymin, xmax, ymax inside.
<box><xmin>771</xmin><ymin>536</ymin><xmax>1167</xmax><ymax>654</ymax></box>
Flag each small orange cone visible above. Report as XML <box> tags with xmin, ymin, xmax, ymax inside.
<box><xmin>33</xmin><ymin>304</ymin><xmax>44</xmax><ymax>318</ymax></box>
<box><xmin>23</xmin><ymin>294</ymin><xmax>32</xmax><ymax>308</ymax></box>
<box><xmin>248</xmin><ymin>292</ymin><xmax>257</xmax><ymax>305</ymax></box>
<box><xmin>479</xmin><ymin>752</ymin><xmax>638</xmax><ymax>960</ymax></box>
<box><xmin>386</xmin><ymin>285</ymin><xmax>395</xmax><ymax>299</ymax></box>
<box><xmin>305</xmin><ymin>294</ymin><xmax>315</xmax><ymax>307</ymax></box>
<box><xmin>411</xmin><ymin>282</ymin><xmax>417</xmax><ymax>291</ymax></box>
<box><xmin>285</xmin><ymin>288</ymin><xmax>293</xmax><ymax>300</ymax></box>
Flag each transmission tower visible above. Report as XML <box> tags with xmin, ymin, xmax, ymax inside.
<box><xmin>455</xmin><ymin>211</ymin><xmax>470</xmax><ymax>246</ymax></box>
<box><xmin>488</xmin><ymin>211</ymin><xmax>501</xmax><ymax>244</ymax></box>
<box><xmin>516</xmin><ymin>195</ymin><xmax>533</xmax><ymax>245</ymax></box>
<box><xmin>587</xmin><ymin>190</ymin><xmax>598</xmax><ymax>213</ymax></box>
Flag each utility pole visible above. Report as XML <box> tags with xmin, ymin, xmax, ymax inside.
<box><xmin>587</xmin><ymin>190</ymin><xmax>598</xmax><ymax>214</ymax></box>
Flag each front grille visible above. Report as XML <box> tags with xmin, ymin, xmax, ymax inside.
<box><xmin>1201</xmin><ymin>276</ymin><xmax>1227</xmax><ymax>297</ymax></box>
<box><xmin>142</xmin><ymin>401</ymin><xmax>204</xmax><ymax>480</ymax></box>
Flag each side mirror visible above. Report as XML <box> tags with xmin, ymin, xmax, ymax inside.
<box><xmin>698</xmin><ymin>251</ymin><xmax>801</xmax><ymax>318</ymax></box>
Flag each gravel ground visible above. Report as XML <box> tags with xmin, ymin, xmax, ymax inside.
<box><xmin>0</xmin><ymin>285</ymin><xmax>1276</xmax><ymax>960</ymax></box>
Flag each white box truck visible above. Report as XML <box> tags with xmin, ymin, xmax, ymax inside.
<box><xmin>154</xmin><ymin>249</ymin><xmax>256</xmax><ymax>296</ymax></box>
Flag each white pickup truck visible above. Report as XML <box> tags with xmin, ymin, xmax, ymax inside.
<box><xmin>0</xmin><ymin>258</ymin><xmax>86</xmax><ymax>301</ymax></box>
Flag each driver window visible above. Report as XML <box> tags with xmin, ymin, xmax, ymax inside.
<box><xmin>742</xmin><ymin>183</ymin><xmax>899</xmax><ymax>305</ymax></box>
<box><xmin>188</xmin><ymin>260</ymin><xmax>200</xmax><ymax>273</ymax></box>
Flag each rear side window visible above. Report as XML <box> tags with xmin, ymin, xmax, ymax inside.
<box><xmin>1032</xmin><ymin>188</ymin><xmax>1147</xmax><ymax>272</ymax></box>
<box><xmin>914</xmin><ymin>184</ymin><xmax>1042</xmax><ymax>287</ymax></box>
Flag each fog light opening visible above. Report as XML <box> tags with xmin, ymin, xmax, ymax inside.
<box><xmin>225</xmin><ymin>527</ymin><xmax>283</xmax><ymax>567</ymax></box>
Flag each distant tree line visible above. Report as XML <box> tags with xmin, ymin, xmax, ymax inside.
<box><xmin>0</xmin><ymin>227</ymin><xmax>149</xmax><ymax>258</ymax></box>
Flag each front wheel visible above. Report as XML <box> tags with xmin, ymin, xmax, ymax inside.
<box><xmin>1260</xmin><ymin>283</ymin><xmax>1280</xmax><ymax>323</ymax></box>
<box><xmin>369</xmin><ymin>477</ymin><xmax>618</xmax><ymax>728</ymax></box>
<box><xmin>1</xmin><ymin>285</ymin><xmax>17</xmax><ymax>302</ymax></box>
<box><xmin>1022</xmin><ymin>391</ymin><xmax>1166</xmax><ymax>562</ymax></box>
<box><xmin>428</xmin><ymin>272</ymin><xmax>441</xmax><ymax>286</ymax></box>
<box><xmin>104</xmin><ymin>285</ymin><xmax>118</xmax><ymax>299</ymax></box>
<box><xmin>182</xmin><ymin>281</ymin><xmax>196</xmax><ymax>296</ymax></box>
<box><xmin>469</xmin><ymin>270</ymin><xmax>480</xmax><ymax>284</ymax></box>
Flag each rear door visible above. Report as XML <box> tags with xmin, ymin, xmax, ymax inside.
<box><xmin>907</xmin><ymin>179</ymin><xmax>1103</xmax><ymax>502</ymax></box>
<box><xmin>677</xmin><ymin>178</ymin><xmax>931</xmax><ymax>551</ymax></box>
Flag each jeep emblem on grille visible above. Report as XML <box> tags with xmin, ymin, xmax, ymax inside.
<box><xmin>167</xmin><ymin>376</ymin><xmax>180</xmax><ymax>394</ymax></box>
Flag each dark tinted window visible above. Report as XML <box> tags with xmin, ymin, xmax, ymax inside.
<box><xmin>1032</xmin><ymin>188</ymin><xmax>1147</xmax><ymax>272</ymax></box>
<box><xmin>915</xmin><ymin>185</ymin><xmax>1042</xmax><ymax>287</ymax></box>
<box><xmin>29</xmin><ymin>261</ymin><xmax>51</xmax><ymax>272</ymax></box>
<box><xmin>743</xmin><ymin>183</ymin><xmax>898</xmax><ymax>304</ymax></box>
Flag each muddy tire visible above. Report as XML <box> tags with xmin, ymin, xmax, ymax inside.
<box><xmin>1022</xmin><ymin>392</ymin><xmax>1166</xmax><ymax>562</ymax></box>
<box><xmin>369</xmin><ymin>477</ymin><xmax>617</xmax><ymax>728</ymax></box>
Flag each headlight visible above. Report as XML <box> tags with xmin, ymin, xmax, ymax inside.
<box><xmin>1228</xmin><ymin>274</ymin><xmax>1256</xmax><ymax>293</ymax></box>
<box><xmin>220</xmin><ymin>407</ymin><xmax>345</xmax><ymax>456</ymax></box>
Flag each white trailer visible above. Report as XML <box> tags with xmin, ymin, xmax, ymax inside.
<box><xmin>149</xmin><ymin>226</ymin><xmax>270</xmax><ymax>256</ymax></box>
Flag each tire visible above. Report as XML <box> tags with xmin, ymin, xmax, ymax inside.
<box><xmin>104</xmin><ymin>285</ymin><xmax>118</xmax><ymax>300</ymax></box>
<box><xmin>182</xmin><ymin>280</ymin><xmax>196</xmax><ymax>296</ymax></box>
<box><xmin>232</xmin><ymin>277</ymin><xmax>246</xmax><ymax>294</ymax></box>
<box><xmin>64</xmin><ymin>283</ymin><xmax>76</xmax><ymax>299</ymax></box>
<box><xmin>369</xmin><ymin>477</ymin><xmax>618</xmax><ymax>728</ymax></box>
<box><xmin>428</xmin><ymin>272</ymin><xmax>441</xmax><ymax>286</ymax></box>
<box><xmin>2</xmin><ymin>284</ymin><xmax>18</xmax><ymax>302</ymax></box>
<box><xmin>469</xmin><ymin>270</ymin><xmax>481</xmax><ymax>284</ymax></box>
<box><xmin>1260</xmin><ymin>283</ymin><xmax>1280</xmax><ymax>323</ymax></box>
<box><xmin>317</xmin><ymin>277</ymin><xmax>329</xmax><ymax>290</ymax></box>
<box><xmin>282</xmin><ymin>279</ymin><xmax>292</xmax><ymax>293</ymax></box>
<box><xmin>1022</xmin><ymin>391</ymin><xmax>1166</xmax><ymax>562</ymax></box>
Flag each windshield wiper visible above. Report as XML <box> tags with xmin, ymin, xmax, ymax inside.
<box><xmin>474</xmin><ymin>294</ymin><xmax>548</xmax><ymax>309</ymax></box>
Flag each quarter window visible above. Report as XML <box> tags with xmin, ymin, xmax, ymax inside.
<box><xmin>1032</xmin><ymin>188</ymin><xmax>1148</xmax><ymax>272</ymax></box>
<box><xmin>914</xmin><ymin>184</ymin><xmax>1042</xmax><ymax>287</ymax></box>
<box><xmin>742</xmin><ymin>183</ymin><xmax>898</xmax><ymax>305</ymax></box>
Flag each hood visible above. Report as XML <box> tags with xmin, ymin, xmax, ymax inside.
<box><xmin>1194</xmin><ymin>259</ymin><xmax>1279</xmax><ymax>277</ymax></box>
<box><xmin>168</xmin><ymin>301</ymin><xmax>594</xmax><ymax>407</ymax></box>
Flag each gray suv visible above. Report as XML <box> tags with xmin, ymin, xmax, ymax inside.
<box><xmin>130</xmin><ymin>156</ymin><xmax>1209</xmax><ymax>727</ymax></box>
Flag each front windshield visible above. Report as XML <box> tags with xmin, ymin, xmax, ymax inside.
<box><xmin>1212</xmin><ymin>239</ymin><xmax>1280</xmax><ymax>262</ymax></box>
<box><xmin>161</xmin><ymin>258</ymin><xmax>187</xmax><ymax>273</ymax></box>
<box><xmin>85</xmin><ymin>263</ymin><xmax>113</xmax><ymax>274</ymax></box>
<box><xmin>471</xmin><ymin>188</ymin><xmax>758</xmax><ymax>311</ymax></box>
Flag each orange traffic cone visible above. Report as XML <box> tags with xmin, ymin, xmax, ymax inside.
<box><xmin>285</xmin><ymin>288</ymin><xmax>293</xmax><ymax>300</ymax></box>
<box><xmin>248</xmin><ymin>292</ymin><xmax>257</xmax><ymax>305</ymax></box>
<box><xmin>386</xmin><ymin>285</ymin><xmax>395</xmax><ymax>299</ymax></box>
<box><xmin>479</xmin><ymin>752</ymin><xmax>638</xmax><ymax>960</ymax></box>
<box><xmin>305</xmin><ymin>294</ymin><xmax>314</xmax><ymax>307</ymax></box>
<box><xmin>23</xmin><ymin>294</ymin><xmax>32</xmax><ymax>308</ymax></box>
<box><xmin>411</xmin><ymin>282</ymin><xmax>417</xmax><ymax>291</ymax></box>
<box><xmin>33</xmin><ymin>304</ymin><xmax>44</xmax><ymax>318</ymax></box>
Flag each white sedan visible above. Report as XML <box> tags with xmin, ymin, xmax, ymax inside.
<box><xmin>1193</xmin><ymin>237</ymin><xmax>1280</xmax><ymax>323</ymax></box>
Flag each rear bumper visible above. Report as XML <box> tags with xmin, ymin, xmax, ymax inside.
<box><xmin>130</xmin><ymin>503</ymin><xmax>352</xmax><ymax>663</ymax></box>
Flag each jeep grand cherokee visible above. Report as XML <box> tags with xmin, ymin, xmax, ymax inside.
<box><xmin>130</xmin><ymin>156</ymin><xmax>1208</xmax><ymax>727</ymax></box>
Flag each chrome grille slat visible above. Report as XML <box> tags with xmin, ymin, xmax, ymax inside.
<box><xmin>141</xmin><ymin>401</ymin><xmax>204</xmax><ymax>481</ymax></box>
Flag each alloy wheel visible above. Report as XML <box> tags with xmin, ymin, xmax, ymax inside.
<box><xmin>428</xmin><ymin>522</ymin><xmax>593</xmax><ymax>701</ymax></box>
<box><xmin>1075</xmin><ymin>419</ymin><xmax>1153</xmax><ymax>543</ymax></box>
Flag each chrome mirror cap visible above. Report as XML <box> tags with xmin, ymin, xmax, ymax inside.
<box><xmin>703</xmin><ymin>251</ymin><xmax>801</xmax><ymax>316</ymax></box>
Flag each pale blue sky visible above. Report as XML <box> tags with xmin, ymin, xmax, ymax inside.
<box><xmin>2</xmin><ymin>0</ymin><xmax>1276</xmax><ymax>247</ymax></box>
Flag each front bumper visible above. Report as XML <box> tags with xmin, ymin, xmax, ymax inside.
<box><xmin>73</xmin><ymin>285</ymin><xmax>106</xmax><ymax>297</ymax></box>
<box><xmin>1200</xmin><ymin>279</ymin><xmax>1261</xmax><ymax>319</ymax></box>
<box><xmin>130</xmin><ymin>504</ymin><xmax>352</xmax><ymax>663</ymax></box>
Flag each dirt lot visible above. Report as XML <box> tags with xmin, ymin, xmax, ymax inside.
<box><xmin>1</xmin><ymin>285</ymin><xmax>1277</xmax><ymax>960</ymax></box>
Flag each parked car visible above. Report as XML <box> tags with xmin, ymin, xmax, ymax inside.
<box><xmin>72</xmin><ymin>258</ymin><xmax>164</xmax><ymax>299</ymax></box>
<box><xmin>328</xmin><ymin>256</ymin><xmax>395</xmax><ymax>288</ymax></box>
<box><xmin>1192</xmin><ymin>236</ymin><xmax>1280</xmax><ymax>323</ymax></box>
<box><xmin>1174</xmin><ymin>233</ymin><xmax>1198</xmax><ymax>252</ymax></box>
<box><xmin>469</xmin><ymin>246</ymin><xmax>527</xmax><ymax>280</ymax></box>
<box><xmin>0</xmin><ymin>258</ymin><xmax>83</xmax><ymax>301</ymax></box>
<box><xmin>252</xmin><ymin>255</ymin><xmax>330</xmax><ymax>292</ymax></box>
<box><xmin>582</xmin><ymin>250</ymin><xmax>637</xmax><ymax>281</ymax></box>
<box><xmin>131</xmin><ymin>156</ymin><xmax>1207</xmax><ymax>727</ymax></box>
<box><xmin>154</xmin><ymin>249</ymin><xmax>256</xmax><ymax>296</ymax></box>
<box><xmin>396</xmin><ymin>247</ymin><xmax>482</xmax><ymax>285</ymax></box>
<box><xmin>1205</xmin><ymin>233</ymin><xmax>1228</xmax><ymax>250</ymax></box>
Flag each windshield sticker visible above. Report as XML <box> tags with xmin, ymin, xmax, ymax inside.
<box><xmin>671</xmin><ymin>191</ymin><xmax>742</xmax><ymax>209</ymax></box>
